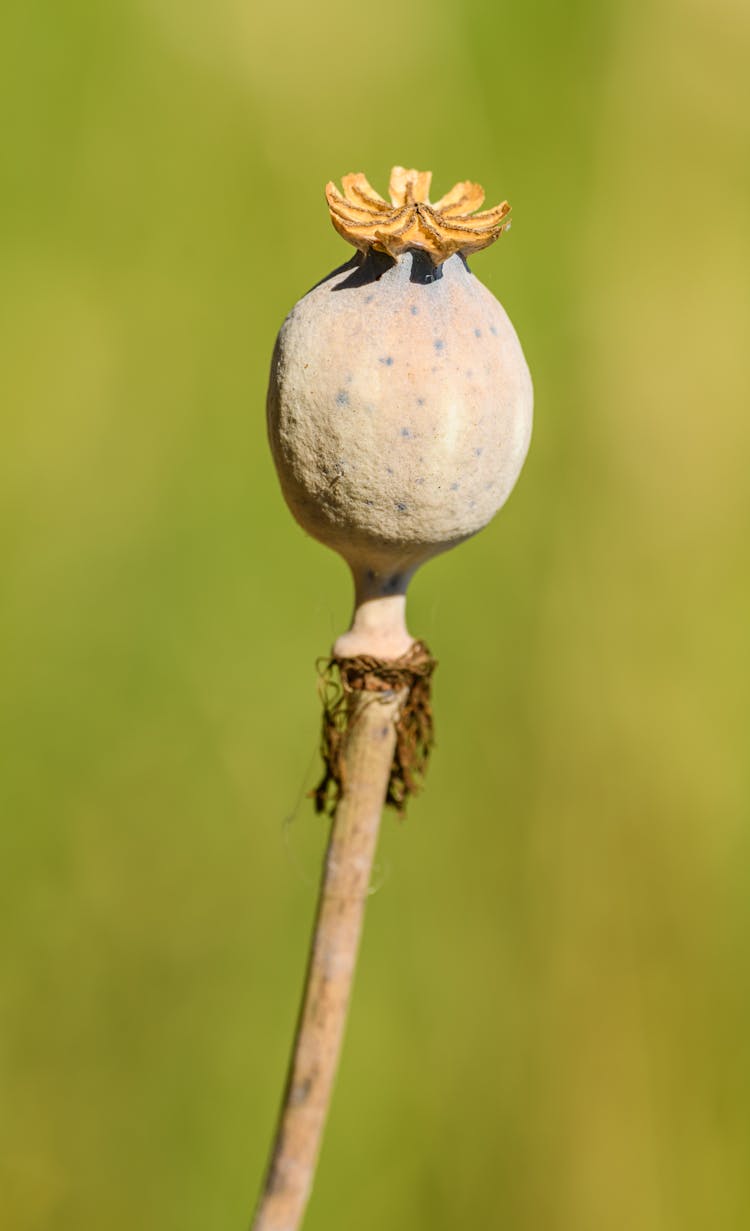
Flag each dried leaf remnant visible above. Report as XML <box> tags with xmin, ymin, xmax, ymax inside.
<box><xmin>313</xmin><ymin>641</ymin><xmax>437</xmax><ymax>816</ymax></box>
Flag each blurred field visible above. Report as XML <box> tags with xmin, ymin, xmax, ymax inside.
<box><xmin>1</xmin><ymin>0</ymin><xmax>749</xmax><ymax>1228</ymax></box>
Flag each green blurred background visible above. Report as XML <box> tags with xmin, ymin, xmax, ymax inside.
<box><xmin>2</xmin><ymin>0</ymin><xmax>749</xmax><ymax>1227</ymax></box>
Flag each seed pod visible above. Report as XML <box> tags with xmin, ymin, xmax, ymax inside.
<box><xmin>267</xmin><ymin>166</ymin><xmax>533</xmax><ymax>657</ymax></box>
<box><xmin>254</xmin><ymin>172</ymin><xmax>534</xmax><ymax>1231</ymax></box>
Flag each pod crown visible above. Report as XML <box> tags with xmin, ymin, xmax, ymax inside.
<box><xmin>325</xmin><ymin>166</ymin><xmax>511</xmax><ymax>266</ymax></box>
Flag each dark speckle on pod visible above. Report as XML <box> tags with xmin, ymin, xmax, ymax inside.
<box><xmin>401</xmin><ymin>427</ymin><xmax>412</xmax><ymax>438</ymax></box>
<box><xmin>434</xmin><ymin>339</ymin><xmax>445</xmax><ymax>352</ymax></box>
<box><xmin>379</xmin><ymin>356</ymin><xmax>394</xmax><ymax>366</ymax></box>
<box><xmin>474</xmin><ymin>328</ymin><xmax>482</xmax><ymax>338</ymax></box>
<box><xmin>336</xmin><ymin>390</ymin><xmax>350</xmax><ymax>406</ymax></box>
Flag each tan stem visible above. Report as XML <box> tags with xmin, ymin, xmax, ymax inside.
<box><xmin>252</xmin><ymin>688</ymin><xmax>404</xmax><ymax>1231</ymax></box>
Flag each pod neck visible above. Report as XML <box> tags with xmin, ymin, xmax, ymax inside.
<box><xmin>332</xmin><ymin>566</ymin><xmax>416</xmax><ymax>660</ymax></box>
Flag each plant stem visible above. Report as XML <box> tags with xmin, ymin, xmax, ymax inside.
<box><xmin>252</xmin><ymin>687</ymin><xmax>404</xmax><ymax>1231</ymax></box>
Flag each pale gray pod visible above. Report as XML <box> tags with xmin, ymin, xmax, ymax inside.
<box><xmin>267</xmin><ymin>173</ymin><xmax>533</xmax><ymax>657</ymax></box>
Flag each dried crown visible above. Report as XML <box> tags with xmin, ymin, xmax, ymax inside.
<box><xmin>326</xmin><ymin>165</ymin><xmax>511</xmax><ymax>267</ymax></box>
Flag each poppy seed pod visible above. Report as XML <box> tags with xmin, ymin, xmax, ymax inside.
<box><xmin>267</xmin><ymin>167</ymin><xmax>533</xmax><ymax>658</ymax></box>
<box><xmin>254</xmin><ymin>171</ymin><xmax>535</xmax><ymax>1231</ymax></box>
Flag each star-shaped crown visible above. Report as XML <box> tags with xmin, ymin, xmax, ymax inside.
<box><xmin>325</xmin><ymin>166</ymin><xmax>511</xmax><ymax>266</ymax></box>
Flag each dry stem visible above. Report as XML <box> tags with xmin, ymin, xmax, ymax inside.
<box><xmin>251</xmin><ymin>687</ymin><xmax>404</xmax><ymax>1231</ymax></box>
